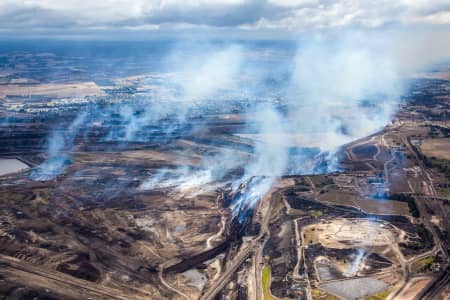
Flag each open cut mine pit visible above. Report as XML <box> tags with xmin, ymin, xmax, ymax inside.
<box><xmin>1</xmin><ymin>38</ymin><xmax>450</xmax><ymax>300</ymax></box>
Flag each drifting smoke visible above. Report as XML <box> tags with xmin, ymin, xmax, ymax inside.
<box><xmin>232</xmin><ymin>29</ymin><xmax>450</xmax><ymax>215</ymax></box>
<box><xmin>383</xmin><ymin>28</ymin><xmax>450</xmax><ymax>74</ymax></box>
<box><xmin>29</xmin><ymin>30</ymin><xmax>450</xmax><ymax>211</ymax></box>
<box><xmin>115</xmin><ymin>45</ymin><xmax>244</xmax><ymax>141</ymax></box>
<box><xmin>30</xmin><ymin>44</ymin><xmax>246</xmax><ymax>181</ymax></box>
<box><xmin>231</xmin><ymin>106</ymin><xmax>288</xmax><ymax>216</ymax></box>
<box><xmin>139</xmin><ymin>167</ymin><xmax>213</xmax><ymax>191</ymax></box>
<box><xmin>231</xmin><ymin>33</ymin><xmax>405</xmax><ymax>215</ymax></box>
<box><xmin>140</xmin><ymin>148</ymin><xmax>247</xmax><ymax>193</ymax></box>
<box><xmin>285</xmin><ymin>29</ymin><xmax>450</xmax><ymax>154</ymax></box>
<box><xmin>30</xmin><ymin>112</ymin><xmax>87</xmax><ymax>181</ymax></box>
<box><xmin>282</xmin><ymin>30</ymin><xmax>450</xmax><ymax>270</ymax></box>
<box><xmin>286</xmin><ymin>33</ymin><xmax>402</xmax><ymax>153</ymax></box>
<box><xmin>131</xmin><ymin>44</ymin><xmax>258</xmax><ymax>194</ymax></box>
<box><xmin>344</xmin><ymin>248</ymin><xmax>365</xmax><ymax>277</ymax></box>
<box><xmin>166</xmin><ymin>44</ymin><xmax>244</xmax><ymax>103</ymax></box>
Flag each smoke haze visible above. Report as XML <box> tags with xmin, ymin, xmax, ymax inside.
<box><xmin>29</xmin><ymin>30</ymin><xmax>450</xmax><ymax>217</ymax></box>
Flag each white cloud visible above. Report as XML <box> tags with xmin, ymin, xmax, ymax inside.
<box><xmin>0</xmin><ymin>0</ymin><xmax>450</xmax><ymax>34</ymax></box>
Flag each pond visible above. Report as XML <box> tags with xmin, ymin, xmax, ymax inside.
<box><xmin>0</xmin><ymin>158</ymin><xmax>29</xmax><ymax>176</ymax></box>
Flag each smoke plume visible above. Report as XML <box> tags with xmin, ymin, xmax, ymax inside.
<box><xmin>30</xmin><ymin>112</ymin><xmax>87</xmax><ymax>181</ymax></box>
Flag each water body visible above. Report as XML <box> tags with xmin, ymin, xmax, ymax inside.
<box><xmin>183</xmin><ymin>269</ymin><xmax>207</xmax><ymax>291</ymax></box>
<box><xmin>321</xmin><ymin>277</ymin><xmax>388</xmax><ymax>300</ymax></box>
<box><xmin>0</xmin><ymin>158</ymin><xmax>29</xmax><ymax>176</ymax></box>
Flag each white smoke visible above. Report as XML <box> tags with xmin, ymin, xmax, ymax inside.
<box><xmin>139</xmin><ymin>167</ymin><xmax>213</xmax><ymax>191</ymax></box>
<box><xmin>245</xmin><ymin>106</ymin><xmax>288</xmax><ymax>177</ymax></box>
<box><xmin>286</xmin><ymin>33</ymin><xmax>402</xmax><ymax>153</ymax></box>
<box><xmin>119</xmin><ymin>44</ymin><xmax>244</xmax><ymax>141</ymax></box>
<box><xmin>168</xmin><ymin>44</ymin><xmax>244</xmax><ymax>103</ymax></box>
<box><xmin>285</xmin><ymin>29</ymin><xmax>450</xmax><ymax>155</ymax></box>
<box><xmin>231</xmin><ymin>29</ymin><xmax>450</xmax><ymax>214</ymax></box>
<box><xmin>344</xmin><ymin>248</ymin><xmax>365</xmax><ymax>277</ymax></box>
<box><xmin>29</xmin><ymin>30</ymin><xmax>450</xmax><ymax>213</ymax></box>
<box><xmin>231</xmin><ymin>106</ymin><xmax>288</xmax><ymax>215</ymax></box>
<box><xmin>140</xmin><ymin>148</ymin><xmax>248</xmax><ymax>193</ymax></box>
<box><xmin>30</xmin><ymin>112</ymin><xmax>87</xmax><ymax>181</ymax></box>
<box><xmin>383</xmin><ymin>28</ymin><xmax>450</xmax><ymax>74</ymax></box>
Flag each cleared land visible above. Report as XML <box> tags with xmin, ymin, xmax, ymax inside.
<box><xmin>0</xmin><ymin>82</ymin><xmax>105</xmax><ymax>99</ymax></box>
<box><xmin>302</xmin><ymin>219</ymin><xmax>401</xmax><ymax>249</ymax></box>
<box><xmin>420</xmin><ymin>138</ymin><xmax>450</xmax><ymax>160</ymax></box>
<box><xmin>317</xmin><ymin>188</ymin><xmax>410</xmax><ymax>216</ymax></box>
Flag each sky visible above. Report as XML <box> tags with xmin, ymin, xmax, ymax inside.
<box><xmin>1</xmin><ymin>0</ymin><xmax>450</xmax><ymax>39</ymax></box>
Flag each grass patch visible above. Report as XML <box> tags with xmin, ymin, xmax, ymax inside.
<box><xmin>412</xmin><ymin>256</ymin><xmax>436</xmax><ymax>273</ymax></box>
<box><xmin>424</xmin><ymin>157</ymin><xmax>450</xmax><ymax>180</ymax></box>
<box><xmin>364</xmin><ymin>289</ymin><xmax>390</xmax><ymax>300</ymax></box>
<box><xmin>437</xmin><ymin>187</ymin><xmax>450</xmax><ymax>198</ymax></box>
<box><xmin>418</xmin><ymin>256</ymin><xmax>435</xmax><ymax>267</ymax></box>
<box><xmin>311</xmin><ymin>289</ymin><xmax>340</xmax><ymax>300</ymax></box>
<box><xmin>309</xmin><ymin>210</ymin><xmax>324</xmax><ymax>218</ymax></box>
<box><xmin>310</xmin><ymin>175</ymin><xmax>334</xmax><ymax>189</ymax></box>
<box><xmin>262</xmin><ymin>265</ymin><xmax>273</xmax><ymax>300</ymax></box>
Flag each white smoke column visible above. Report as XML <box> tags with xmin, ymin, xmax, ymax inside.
<box><xmin>245</xmin><ymin>106</ymin><xmax>288</xmax><ymax>177</ymax></box>
<box><xmin>232</xmin><ymin>106</ymin><xmax>288</xmax><ymax>215</ymax></box>
<box><xmin>230</xmin><ymin>29</ymin><xmax>450</xmax><ymax>217</ymax></box>
<box><xmin>282</xmin><ymin>31</ymin><xmax>450</xmax><ymax>269</ymax></box>
<box><xmin>30</xmin><ymin>112</ymin><xmax>87</xmax><ymax>181</ymax></box>
<box><xmin>287</xmin><ymin>30</ymin><xmax>450</xmax><ymax>158</ymax></box>
<box><xmin>344</xmin><ymin>248</ymin><xmax>365</xmax><ymax>277</ymax></box>
<box><xmin>287</xmin><ymin>32</ymin><xmax>402</xmax><ymax>156</ymax></box>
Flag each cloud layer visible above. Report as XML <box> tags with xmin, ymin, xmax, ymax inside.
<box><xmin>1</xmin><ymin>0</ymin><xmax>450</xmax><ymax>34</ymax></box>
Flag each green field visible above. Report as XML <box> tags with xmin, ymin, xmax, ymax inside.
<box><xmin>311</xmin><ymin>289</ymin><xmax>340</xmax><ymax>300</ymax></box>
<box><xmin>364</xmin><ymin>290</ymin><xmax>390</xmax><ymax>300</ymax></box>
<box><xmin>412</xmin><ymin>256</ymin><xmax>436</xmax><ymax>273</ymax></box>
<box><xmin>262</xmin><ymin>265</ymin><xmax>273</xmax><ymax>300</ymax></box>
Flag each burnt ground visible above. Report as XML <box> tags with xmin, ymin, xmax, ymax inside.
<box><xmin>0</xmin><ymin>112</ymin><xmax>255</xmax><ymax>299</ymax></box>
<box><xmin>263</xmin><ymin>207</ymin><xmax>298</xmax><ymax>298</ymax></box>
